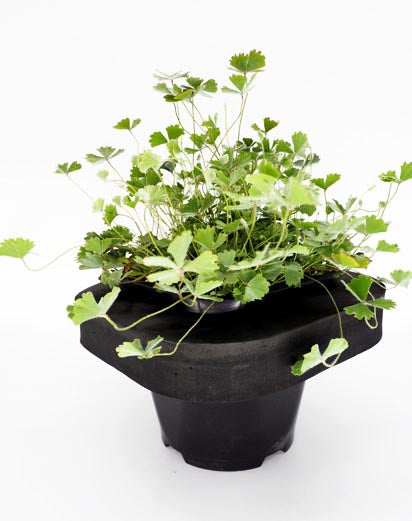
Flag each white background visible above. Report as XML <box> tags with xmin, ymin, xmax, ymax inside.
<box><xmin>1</xmin><ymin>1</ymin><xmax>411</xmax><ymax>519</ymax></box>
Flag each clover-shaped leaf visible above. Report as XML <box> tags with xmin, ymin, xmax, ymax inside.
<box><xmin>291</xmin><ymin>338</ymin><xmax>349</xmax><ymax>376</ymax></box>
<box><xmin>113</xmin><ymin>117</ymin><xmax>141</xmax><ymax>130</ymax></box>
<box><xmin>67</xmin><ymin>287</ymin><xmax>120</xmax><ymax>325</ymax></box>
<box><xmin>116</xmin><ymin>335</ymin><xmax>164</xmax><ymax>359</ymax></box>
<box><xmin>55</xmin><ymin>161</ymin><xmax>82</xmax><ymax>174</ymax></box>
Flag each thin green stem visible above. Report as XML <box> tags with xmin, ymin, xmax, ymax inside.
<box><xmin>22</xmin><ymin>245</ymin><xmax>80</xmax><ymax>271</ymax></box>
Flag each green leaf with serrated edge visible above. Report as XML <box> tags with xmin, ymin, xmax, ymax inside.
<box><xmin>77</xmin><ymin>251</ymin><xmax>104</xmax><ymax>269</ymax></box>
<box><xmin>356</xmin><ymin>215</ymin><xmax>388</xmax><ymax>234</ymax></box>
<box><xmin>344</xmin><ymin>303</ymin><xmax>375</xmax><ymax>320</ymax></box>
<box><xmin>390</xmin><ymin>269</ymin><xmax>412</xmax><ymax>287</ymax></box>
<box><xmin>84</xmin><ymin>237</ymin><xmax>112</xmax><ymax>253</ymax></box>
<box><xmin>230</xmin><ymin>50</ymin><xmax>265</xmax><ymax>73</ymax></box>
<box><xmin>263</xmin><ymin>117</ymin><xmax>278</xmax><ymax>133</ymax></box>
<box><xmin>400</xmin><ymin>162</ymin><xmax>412</xmax><ymax>181</ymax></box>
<box><xmin>149</xmin><ymin>131</ymin><xmax>167</xmax><ymax>147</ymax></box>
<box><xmin>86</xmin><ymin>148</ymin><xmax>124</xmax><ymax>164</ymax></box>
<box><xmin>0</xmin><ymin>238</ymin><xmax>35</xmax><ymax>258</ymax></box>
<box><xmin>167</xmin><ymin>231</ymin><xmax>192</xmax><ymax>267</ymax></box>
<box><xmin>113</xmin><ymin>117</ymin><xmax>141</xmax><ymax>130</ymax></box>
<box><xmin>143</xmin><ymin>256</ymin><xmax>176</xmax><ymax>269</ymax></box>
<box><xmin>67</xmin><ymin>287</ymin><xmax>120</xmax><ymax>325</ymax></box>
<box><xmin>379</xmin><ymin>170</ymin><xmax>398</xmax><ymax>183</ymax></box>
<box><xmin>276</xmin><ymin>140</ymin><xmax>293</xmax><ymax>154</ymax></box>
<box><xmin>312</xmin><ymin>173</ymin><xmax>341</xmax><ymax>190</ymax></box>
<box><xmin>185</xmin><ymin>251</ymin><xmax>218</xmax><ymax>275</ymax></box>
<box><xmin>100</xmin><ymin>270</ymin><xmax>123</xmax><ymax>288</ymax></box>
<box><xmin>104</xmin><ymin>204</ymin><xmax>117</xmax><ymax>225</ymax></box>
<box><xmin>291</xmin><ymin>131</ymin><xmax>309</xmax><ymax>157</ymax></box>
<box><xmin>284</xmin><ymin>262</ymin><xmax>304</xmax><ymax>287</ymax></box>
<box><xmin>202</xmin><ymin>79</ymin><xmax>218</xmax><ymax>93</ymax></box>
<box><xmin>258</xmin><ymin>160</ymin><xmax>280</xmax><ymax>178</ymax></box>
<box><xmin>367</xmin><ymin>298</ymin><xmax>396</xmax><ymax>310</ymax></box>
<box><xmin>342</xmin><ymin>275</ymin><xmax>373</xmax><ymax>301</ymax></box>
<box><xmin>135</xmin><ymin>150</ymin><xmax>163</xmax><ymax>172</ymax></box>
<box><xmin>229</xmin><ymin>74</ymin><xmax>247</xmax><ymax>91</ymax></box>
<box><xmin>116</xmin><ymin>336</ymin><xmax>164</xmax><ymax>359</ymax></box>
<box><xmin>322</xmin><ymin>337</ymin><xmax>349</xmax><ymax>359</ymax></box>
<box><xmin>218</xmin><ymin>249</ymin><xmax>236</xmax><ymax>267</ymax></box>
<box><xmin>291</xmin><ymin>344</ymin><xmax>322</xmax><ymax>376</ymax></box>
<box><xmin>166</xmin><ymin>125</ymin><xmax>184</xmax><ymax>140</ymax></box>
<box><xmin>376</xmin><ymin>240</ymin><xmax>399</xmax><ymax>253</ymax></box>
<box><xmin>55</xmin><ymin>161</ymin><xmax>82</xmax><ymax>174</ymax></box>
<box><xmin>242</xmin><ymin>273</ymin><xmax>270</xmax><ymax>303</ymax></box>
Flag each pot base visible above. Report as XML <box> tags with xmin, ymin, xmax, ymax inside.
<box><xmin>152</xmin><ymin>383</ymin><xmax>304</xmax><ymax>471</ymax></box>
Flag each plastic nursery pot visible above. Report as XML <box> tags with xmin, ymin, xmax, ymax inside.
<box><xmin>77</xmin><ymin>273</ymin><xmax>385</xmax><ymax>471</ymax></box>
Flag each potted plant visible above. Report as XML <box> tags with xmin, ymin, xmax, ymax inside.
<box><xmin>2</xmin><ymin>49</ymin><xmax>411</xmax><ymax>471</ymax></box>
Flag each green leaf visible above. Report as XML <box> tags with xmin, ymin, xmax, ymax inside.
<box><xmin>84</xmin><ymin>237</ymin><xmax>112</xmax><ymax>254</ymax></box>
<box><xmin>292</xmin><ymin>338</ymin><xmax>349</xmax><ymax>376</ymax></box>
<box><xmin>149</xmin><ymin>131</ymin><xmax>168</xmax><ymax>147</ymax></box>
<box><xmin>104</xmin><ymin>204</ymin><xmax>118</xmax><ymax>225</ymax></box>
<box><xmin>146</xmin><ymin>269</ymin><xmax>180</xmax><ymax>285</ymax></box>
<box><xmin>356</xmin><ymin>215</ymin><xmax>388</xmax><ymax>234</ymax></box>
<box><xmin>194</xmin><ymin>279</ymin><xmax>222</xmax><ymax>297</ymax></box>
<box><xmin>202</xmin><ymin>79</ymin><xmax>218</xmax><ymax>93</ymax></box>
<box><xmin>185</xmin><ymin>251</ymin><xmax>219</xmax><ymax>275</ymax></box>
<box><xmin>92</xmin><ymin>198</ymin><xmax>105</xmax><ymax>212</ymax></box>
<box><xmin>368</xmin><ymin>298</ymin><xmax>396</xmax><ymax>310</ymax></box>
<box><xmin>400</xmin><ymin>162</ymin><xmax>412</xmax><ymax>181</ymax></box>
<box><xmin>0</xmin><ymin>238</ymin><xmax>35</xmax><ymax>258</ymax></box>
<box><xmin>55</xmin><ymin>161</ymin><xmax>82</xmax><ymax>174</ymax></box>
<box><xmin>143</xmin><ymin>256</ymin><xmax>176</xmax><ymax>269</ymax></box>
<box><xmin>391</xmin><ymin>269</ymin><xmax>412</xmax><ymax>287</ymax></box>
<box><xmin>167</xmin><ymin>231</ymin><xmax>192</xmax><ymax>267</ymax></box>
<box><xmin>165</xmin><ymin>124</ymin><xmax>184</xmax><ymax>140</ymax></box>
<box><xmin>284</xmin><ymin>262</ymin><xmax>304</xmax><ymax>287</ymax></box>
<box><xmin>67</xmin><ymin>287</ymin><xmax>120</xmax><ymax>325</ymax></box>
<box><xmin>342</xmin><ymin>274</ymin><xmax>373</xmax><ymax>301</ymax></box>
<box><xmin>258</xmin><ymin>160</ymin><xmax>280</xmax><ymax>178</ymax></box>
<box><xmin>323</xmin><ymin>337</ymin><xmax>349</xmax><ymax>359</ymax></box>
<box><xmin>113</xmin><ymin>117</ymin><xmax>141</xmax><ymax>130</ymax></box>
<box><xmin>263</xmin><ymin>117</ymin><xmax>279</xmax><ymax>133</ymax></box>
<box><xmin>242</xmin><ymin>273</ymin><xmax>270</xmax><ymax>303</ymax></box>
<box><xmin>291</xmin><ymin>344</ymin><xmax>322</xmax><ymax>376</ymax></box>
<box><xmin>135</xmin><ymin>150</ymin><xmax>163</xmax><ymax>172</ymax></box>
<box><xmin>194</xmin><ymin>226</ymin><xmax>227</xmax><ymax>251</ymax></box>
<box><xmin>331</xmin><ymin>252</ymin><xmax>362</xmax><ymax>268</ymax></box>
<box><xmin>285</xmin><ymin>178</ymin><xmax>317</xmax><ymax>207</ymax></box>
<box><xmin>96</xmin><ymin>169</ymin><xmax>110</xmax><ymax>181</ymax></box>
<box><xmin>379</xmin><ymin>170</ymin><xmax>398</xmax><ymax>183</ymax></box>
<box><xmin>344</xmin><ymin>303</ymin><xmax>375</xmax><ymax>320</ymax></box>
<box><xmin>312</xmin><ymin>173</ymin><xmax>341</xmax><ymax>190</ymax></box>
<box><xmin>376</xmin><ymin>240</ymin><xmax>399</xmax><ymax>253</ymax></box>
<box><xmin>116</xmin><ymin>335</ymin><xmax>164</xmax><ymax>359</ymax></box>
<box><xmin>137</xmin><ymin>185</ymin><xmax>167</xmax><ymax>206</ymax></box>
<box><xmin>86</xmin><ymin>147</ymin><xmax>124</xmax><ymax>164</ymax></box>
<box><xmin>229</xmin><ymin>74</ymin><xmax>247</xmax><ymax>91</ymax></box>
<box><xmin>230</xmin><ymin>50</ymin><xmax>265</xmax><ymax>73</ymax></box>
<box><xmin>291</xmin><ymin>132</ymin><xmax>309</xmax><ymax>157</ymax></box>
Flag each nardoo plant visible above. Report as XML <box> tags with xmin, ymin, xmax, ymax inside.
<box><xmin>1</xmin><ymin>50</ymin><xmax>411</xmax><ymax>376</ymax></box>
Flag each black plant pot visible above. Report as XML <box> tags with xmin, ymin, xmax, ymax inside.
<box><xmin>78</xmin><ymin>274</ymin><xmax>385</xmax><ymax>471</ymax></box>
